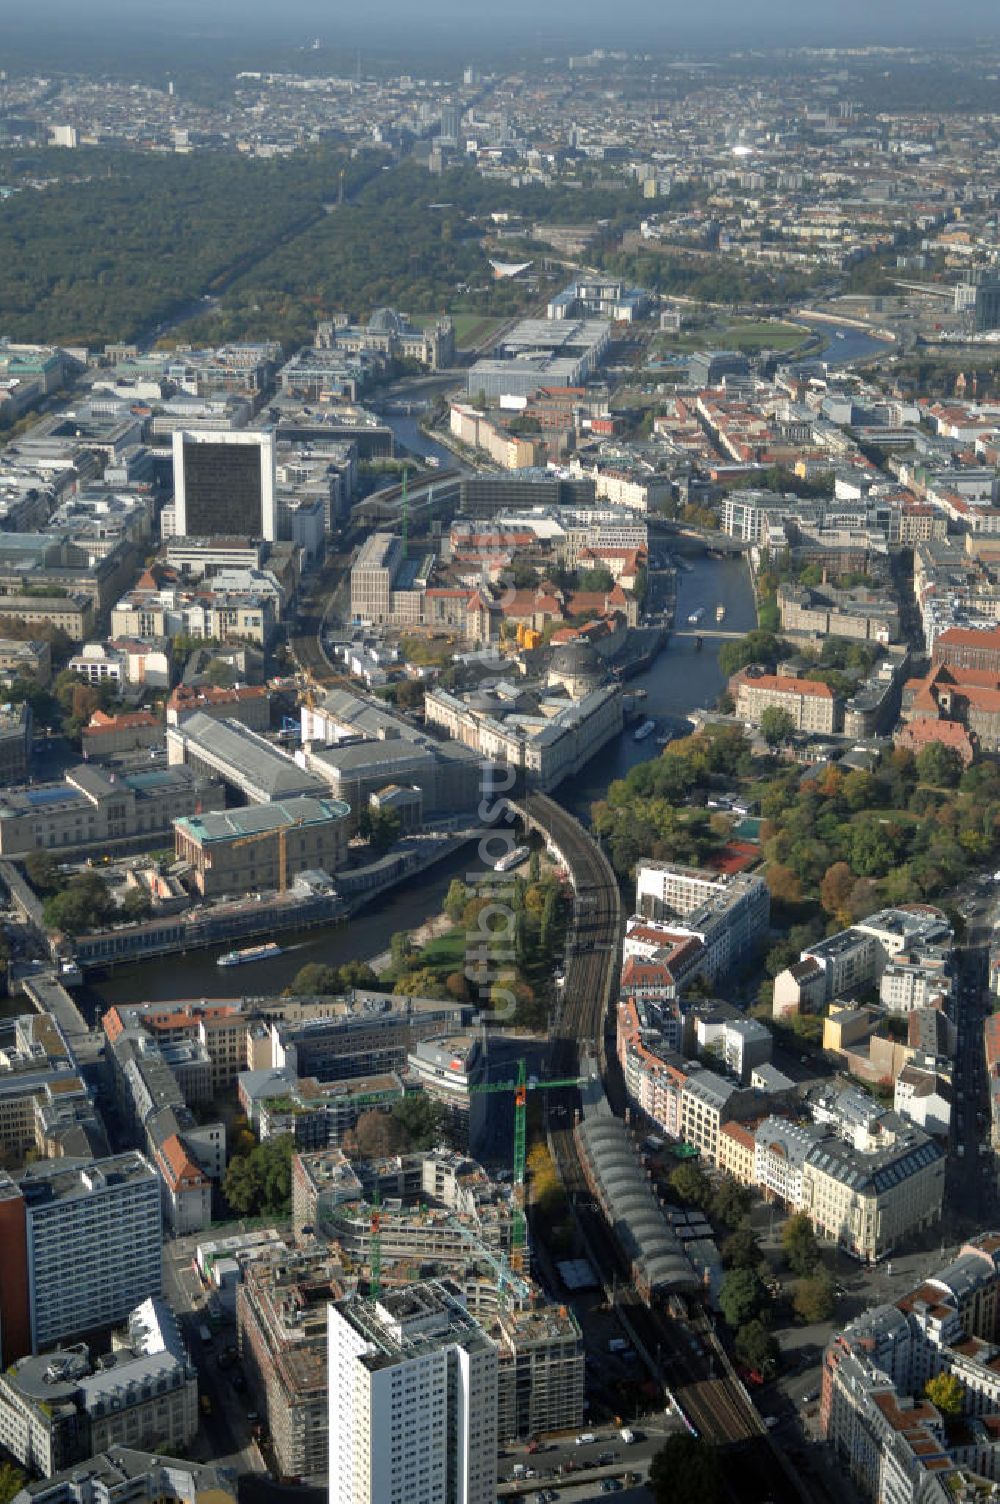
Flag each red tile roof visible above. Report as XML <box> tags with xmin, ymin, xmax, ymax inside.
<box><xmin>737</xmin><ymin>671</ymin><xmax>834</xmax><ymax>699</ymax></box>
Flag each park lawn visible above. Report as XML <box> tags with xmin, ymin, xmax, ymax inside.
<box><xmin>652</xmin><ymin>331</ymin><xmax>708</xmax><ymax>355</ymax></box>
<box><xmin>413</xmin><ymin>310</ymin><xmax>505</xmax><ymax>348</ymax></box>
<box><xmin>849</xmin><ymin>808</ymin><xmax>923</xmax><ymax>826</ymax></box>
<box><xmin>722</xmin><ymin>320</ymin><xmax>810</xmax><ymax>352</ymax></box>
<box><xmin>450</xmin><ymin>313</ymin><xmax>505</xmax><ymax>347</ymax></box>
<box><xmin>418</xmin><ymin>929</ymin><xmax>470</xmax><ymax>976</ymax></box>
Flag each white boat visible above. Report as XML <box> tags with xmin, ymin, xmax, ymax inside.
<box><xmin>494</xmin><ymin>844</ymin><xmax>530</xmax><ymax>873</ymax></box>
<box><xmin>634</xmin><ymin>719</ymin><xmax>656</xmax><ymax>742</ymax></box>
<box><xmin>217</xmin><ymin>942</ymin><xmax>283</xmax><ymax>968</ymax></box>
<box><xmin>687</xmin><ymin>607</ymin><xmax>705</xmax><ymax>625</ymax></box>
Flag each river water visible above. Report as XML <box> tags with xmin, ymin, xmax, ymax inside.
<box><xmin>813</xmin><ymin>322</ymin><xmax>893</xmax><ymax>368</ymax></box>
<box><xmin>85</xmin><ymin>549</ymin><xmax>753</xmax><ymax>1011</ymax></box>
<box><xmin>82</xmin><ymin>329</ymin><xmax>875</xmax><ymax>1008</ymax></box>
<box><xmin>84</xmin><ymin>842</ymin><xmax>496</xmax><ymax>1014</ymax></box>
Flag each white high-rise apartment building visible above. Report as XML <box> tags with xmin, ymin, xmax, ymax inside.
<box><xmin>327</xmin><ymin>1281</ymin><xmax>497</xmax><ymax>1504</ymax></box>
<box><xmin>14</xmin><ymin>1152</ymin><xmax>162</xmax><ymax>1352</ymax></box>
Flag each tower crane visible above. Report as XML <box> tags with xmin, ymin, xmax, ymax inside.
<box><xmin>471</xmin><ymin>1059</ymin><xmax>583</xmax><ymax>1273</ymax></box>
<box><xmin>220</xmin><ymin>815</ymin><xmax>304</xmax><ymax>895</ymax></box>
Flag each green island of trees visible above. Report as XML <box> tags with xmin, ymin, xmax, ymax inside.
<box><xmin>373</xmin><ymin>858</ymin><xmax>567</xmax><ymax>1028</ymax></box>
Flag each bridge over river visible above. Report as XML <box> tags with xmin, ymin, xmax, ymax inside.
<box><xmin>672</xmin><ymin>627</ymin><xmax>746</xmax><ymax>642</ymax></box>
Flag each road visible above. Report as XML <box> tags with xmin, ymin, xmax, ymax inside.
<box><xmin>945</xmin><ymin>874</ymin><xmax>999</xmax><ymax>1228</ymax></box>
<box><xmin>497</xmin><ymin>1426</ymin><xmax>669</xmax><ymax>1494</ymax></box>
<box><xmin>162</xmin><ymin>1231</ymin><xmax>268</xmax><ymax>1479</ymax></box>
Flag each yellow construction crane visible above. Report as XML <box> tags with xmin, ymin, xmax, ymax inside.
<box><xmin>221</xmin><ymin>818</ymin><xmax>304</xmax><ymax>895</ymax></box>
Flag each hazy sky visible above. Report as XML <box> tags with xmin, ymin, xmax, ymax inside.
<box><xmin>8</xmin><ymin>0</ymin><xmax>1000</xmax><ymax>59</ymax></box>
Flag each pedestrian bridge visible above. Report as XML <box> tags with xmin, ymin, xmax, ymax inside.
<box><xmin>672</xmin><ymin>628</ymin><xmax>746</xmax><ymax>641</ymax></box>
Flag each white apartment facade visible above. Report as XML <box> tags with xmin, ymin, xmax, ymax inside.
<box><xmin>327</xmin><ymin>1282</ymin><xmax>497</xmax><ymax>1504</ymax></box>
<box><xmin>15</xmin><ymin>1153</ymin><xmax>162</xmax><ymax>1351</ymax></box>
<box><xmin>880</xmin><ymin>959</ymin><xmax>950</xmax><ymax>1015</ymax></box>
<box><xmin>634</xmin><ymin>862</ymin><xmax>770</xmax><ymax>984</ymax></box>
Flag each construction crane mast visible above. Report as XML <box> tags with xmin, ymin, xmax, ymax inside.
<box><xmin>369</xmin><ymin>1185</ymin><xmax>382</xmax><ymax>1302</ymax></box>
<box><xmin>224</xmin><ymin>816</ymin><xmax>303</xmax><ymax>895</ymax></box>
<box><xmin>472</xmin><ymin>1059</ymin><xmax>582</xmax><ymax>1274</ymax></box>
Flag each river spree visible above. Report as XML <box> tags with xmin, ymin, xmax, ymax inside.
<box><xmin>85</xmin><ymin>548</ymin><xmax>753</xmax><ymax>1011</ymax></box>
<box><xmin>560</xmin><ymin>550</ymin><xmax>757</xmax><ymax>819</ymax></box>
<box><xmin>83</xmin><ymin>841</ymin><xmax>494</xmax><ymax>1015</ymax></box>
<box><xmin>814</xmin><ymin>321</ymin><xmax>893</xmax><ymax>367</ymax></box>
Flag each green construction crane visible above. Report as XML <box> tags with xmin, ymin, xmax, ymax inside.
<box><xmin>472</xmin><ymin>1059</ymin><xmax>582</xmax><ymax>1273</ymax></box>
<box><xmin>368</xmin><ymin>1184</ymin><xmax>382</xmax><ymax>1303</ymax></box>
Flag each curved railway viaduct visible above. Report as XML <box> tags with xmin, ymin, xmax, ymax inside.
<box><xmin>511</xmin><ymin>791</ymin><xmax>809</xmax><ymax>1504</ymax></box>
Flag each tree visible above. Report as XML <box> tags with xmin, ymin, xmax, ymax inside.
<box><xmin>390</xmin><ymin>930</ymin><xmax>412</xmax><ymax>969</ymax></box>
<box><xmin>336</xmin><ymin>959</ymin><xmax>378</xmax><ymax>991</ymax></box>
<box><xmin>820</xmin><ymin>860</ymin><xmax>857</xmax><ymax>923</ymax></box>
<box><xmin>0</xmin><ymin>1462</ymin><xmax>26</xmax><ymax>1504</ymax></box>
<box><xmin>710</xmin><ymin>1178</ymin><xmax>752</xmax><ymax>1230</ymax></box>
<box><xmin>392</xmin><ymin>1094</ymin><xmax>446</xmax><ymax>1150</ymax></box>
<box><xmin>223</xmin><ymin>1152</ymin><xmax>261</xmax><ymax>1217</ymax></box>
<box><xmin>222</xmin><ymin>1134</ymin><xmax>294</xmax><ymax>1218</ymax></box>
<box><xmin>718</xmin><ymin>630</ymin><xmax>782</xmax><ymax>679</ymax></box>
<box><xmin>719</xmin><ymin>1267</ymin><xmax>769</xmax><ymax>1329</ymax></box>
<box><xmin>353</xmin><ymin>1109</ymin><xmax>409</xmax><ymax>1159</ymax></box>
<box><xmin>288</xmin><ymin>962</ymin><xmax>340</xmax><ymax>996</ymax></box>
<box><xmin>358</xmin><ymin>806</ymin><xmax>401</xmax><ymax>853</ymax></box>
<box><xmin>760</xmin><ymin>706</ymin><xmax>796</xmax><ymax>748</ymax></box>
<box><xmin>848</xmin><ymin>822</ymin><xmax>896</xmax><ymax>878</ymax></box>
<box><xmin>668</xmin><ymin>1160</ymin><xmax>710</xmax><ymax>1207</ymax></box>
<box><xmin>527</xmin><ymin>1141</ymin><xmax>566</xmax><ymax>1217</ymax></box>
<box><xmin>843</xmin><ymin>769</ymin><xmax>878</xmax><ymax>812</ymax></box>
<box><xmin>228</xmin><ymin>1114</ymin><xmax>257</xmax><ymax>1161</ymax></box>
<box><xmin>257</xmin><ymin>1134</ymin><xmax>295</xmax><ymax>1215</ymax></box>
<box><xmin>444</xmin><ymin>879</ymin><xmax>471</xmax><ymax>924</ymax></box>
<box><xmin>648</xmin><ymin>1435</ymin><xmax>723</xmax><ymax>1504</ymax></box>
<box><xmin>395</xmin><ymin>678</ymin><xmax>424</xmax><ymax>711</ymax></box>
<box><xmin>916</xmin><ymin>741</ymin><xmax>963</xmax><ymax>789</ymax></box>
<box><xmin>735</xmin><ymin>1319</ymin><xmax>779</xmax><ymax>1378</ymax></box>
<box><xmin>925</xmin><ymin>1372</ymin><xmax>965</xmax><ymax>1417</ymax></box>
<box><xmin>793</xmin><ymin>1270</ymin><xmax>835</xmax><ymax>1324</ymax></box>
<box><xmin>393</xmin><ymin>967</ymin><xmax>449</xmax><ymax>1000</ymax></box>
<box><xmin>766</xmin><ymin>863</ymin><xmax>802</xmax><ymax>904</ymax></box>
<box><xmin>120</xmin><ymin>887</ymin><xmax>152</xmax><ymax>922</ymax></box>
<box><xmin>722</xmin><ymin>1225</ymin><xmax>763</xmax><ymax>1271</ymax></box>
<box><xmin>577</xmin><ymin>566</ymin><xmax>615</xmax><ymax>593</ymax></box>
<box><xmin>782</xmin><ymin>1211</ymin><xmax>821</xmax><ymax>1276</ymax></box>
<box><xmin>42</xmin><ymin>872</ymin><xmax>114</xmax><ymax>935</ymax></box>
<box><xmin>25</xmin><ymin>848</ymin><xmax>60</xmax><ymax>894</ymax></box>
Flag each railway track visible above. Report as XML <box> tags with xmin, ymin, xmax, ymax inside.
<box><xmin>519</xmin><ymin>793</ymin><xmax>808</xmax><ymax>1503</ymax></box>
